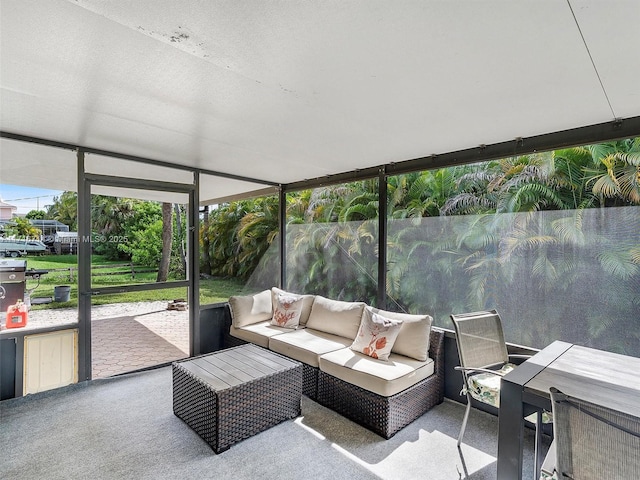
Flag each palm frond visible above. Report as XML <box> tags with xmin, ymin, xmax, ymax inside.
<box><xmin>588</xmin><ymin>143</ymin><xmax>616</xmax><ymax>163</ymax></box>
<box><xmin>441</xmin><ymin>192</ymin><xmax>495</xmax><ymax>215</ymax></box>
<box><xmin>551</xmin><ymin>216</ymin><xmax>585</xmax><ymax>245</ymax></box>
<box><xmin>591</xmin><ymin>175</ymin><xmax>620</xmax><ymax>197</ymax></box>
<box><xmin>597</xmin><ymin>250</ymin><xmax>638</xmax><ymax>280</ymax></box>
<box><xmin>616</xmin><ymin>168</ymin><xmax>640</xmax><ymax>203</ymax></box>
<box><xmin>501</xmin><ymin>232</ymin><xmax>557</xmax><ymax>259</ymax></box>
<box><xmin>531</xmin><ymin>255</ymin><xmax>558</xmax><ymax>283</ymax></box>
<box><xmin>615</xmin><ymin>151</ymin><xmax>640</xmax><ymax>166</ymax></box>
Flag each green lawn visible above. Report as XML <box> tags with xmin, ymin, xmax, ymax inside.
<box><xmin>24</xmin><ymin>254</ymin><xmax>245</xmax><ymax>309</ymax></box>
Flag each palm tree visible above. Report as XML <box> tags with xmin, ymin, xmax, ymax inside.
<box><xmin>205</xmin><ymin>201</ymin><xmax>249</xmax><ymax>278</ymax></box>
<box><xmin>583</xmin><ymin>138</ymin><xmax>640</xmax><ymax>206</ymax></box>
<box><xmin>91</xmin><ymin>195</ymin><xmax>134</xmax><ymax>236</ymax></box>
<box><xmin>286</xmin><ymin>190</ymin><xmax>311</xmax><ymax>225</ymax></box>
<box><xmin>157</xmin><ymin>202</ymin><xmax>172</xmax><ymax>282</ymax></box>
<box><xmin>4</xmin><ymin>217</ymin><xmax>42</xmax><ymax>238</ymax></box>
<box><xmin>46</xmin><ymin>191</ymin><xmax>78</xmax><ymax>230</ymax></box>
<box><xmin>200</xmin><ymin>206</ymin><xmax>212</xmax><ymax>276</ymax></box>
<box><xmin>551</xmin><ymin>146</ymin><xmax>597</xmax><ymax>210</ymax></box>
<box><xmin>389</xmin><ymin>169</ymin><xmax>460</xmax><ymax>219</ymax></box>
<box><xmin>237</xmin><ymin>196</ymin><xmax>279</xmax><ymax>280</ymax></box>
<box><xmin>282</xmin><ymin>182</ymin><xmax>379</xmax><ymax>301</ymax></box>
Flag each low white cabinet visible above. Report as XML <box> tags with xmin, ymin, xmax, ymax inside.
<box><xmin>24</xmin><ymin>329</ymin><xmax>78</xmax><ymax>395</ymax></box>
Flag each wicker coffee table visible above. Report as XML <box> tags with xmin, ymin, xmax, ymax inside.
<box><xmin>172</xmin><ymin>344</ymin><xmax>302</xmax><ymax>453</ymax></box>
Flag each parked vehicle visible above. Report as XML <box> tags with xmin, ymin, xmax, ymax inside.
<box><xmin>0</xmin><ymin>238</ymin><xmax>47</xmax><ymax>257</ymax></box>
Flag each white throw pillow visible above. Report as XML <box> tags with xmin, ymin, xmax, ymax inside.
<box><xmin>351</xmin><ymin>309</ymin><xmax>403</xmax><ymax>361</ymax></box>
<box><xmin>270</xmin><ymin>292</ymin><xmax>304</xmax><ymax>328</ymax></box>
<box><xmin>271</xmin><ymin>287</ymin><xmax>315</xmax><ymax>326</ymax></box>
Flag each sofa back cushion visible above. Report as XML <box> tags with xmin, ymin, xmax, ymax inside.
<box><xmin>366</xmin><ymin>307</ymin><xmax>433</xmax><ymax>361</ymax></box>
<box><xmin>228</xmin><ymin>290</ymin><xmax>273</xmax><ymax>328</ymax></box>
<box><xmin>306</xmin><ymin>295</ymin><xmax>365</xmax><ymax>340</ymax></box>
<box><xmin>271</xmin><ymin>287</ymin><xmax>315</xmax><ymax>326</ymax></box>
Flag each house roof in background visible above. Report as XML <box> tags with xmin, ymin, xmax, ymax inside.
<box><xmin>1</xmin><ymin>0</ymin><xmax>639</xmax><ymax>204</ymax></box>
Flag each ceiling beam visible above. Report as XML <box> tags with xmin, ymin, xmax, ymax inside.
<box><xmin>284</xmin><ymin>116</ymin><xmax>640</xmax><ymax>192</ymax></box>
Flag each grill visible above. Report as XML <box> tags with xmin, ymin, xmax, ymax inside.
<box><xmin>0</xmin><ymin>259</ymin><xmax>26</xmax><ymax>312</ymax></box>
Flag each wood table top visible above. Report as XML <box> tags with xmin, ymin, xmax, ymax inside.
<box><xmin>175</xmin><ymin>344</ymin><xmax>300</xmax><ymax>392</ymax></box>
<box><xmin>524</xmin><ymin>343</ymin><xmax>640</xmax><ymax>417</ymax></box>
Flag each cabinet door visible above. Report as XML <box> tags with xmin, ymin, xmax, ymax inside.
<box><xmin>24</xmin><ymin>329</ymin><xmax>78</xmax><ymax>395</ymax></box>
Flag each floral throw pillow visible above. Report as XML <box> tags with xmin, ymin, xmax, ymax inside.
<box><xmin>351</xmin><ymin>310</ymin><xmax>403</xmax><ymax>361</ymax></box>
<box><xmin>270</xmin><ymin>293</ymin><xmax>304</xmax><ymax>328</ymax></box>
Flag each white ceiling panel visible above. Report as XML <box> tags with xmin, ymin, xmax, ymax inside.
<box><xmin>0</xmin><ymin>137</ymin><xmax>275</xmax><ymax>205</ymax></box>
<box><xmin>199</xmin><ymin>175</ymin><xmax>278</xmax><ymax>206</ymax></box>
<box><xmin>85</xmin><ymin>155</ymin><xmax>195</xmax><ymax>185</ymax></box>
<box><xmin>1</xmin><ymin>0</ymin><xmax>639</xmax><ymax>199</ymax></box>
<box><xmin>570</xmin><ymin>0</ymin><xmax>640</xmax><ymax>119</ymax></box>
<box><xmin>0</xmin><ymin>138</ymin><xmax>77</xmax><ymax>192</ymax></box>
<box><xmin>90</xmin><ymin>185</ymin><xmax>189</xmax><ymax>205</ymax></box>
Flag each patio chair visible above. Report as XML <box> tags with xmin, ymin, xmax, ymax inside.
<box><xmin>451</xmin><ymin>310</ymin><xmax>546</xmax><ymax>477</ymax></box>
<box><xmin>540</xmin><ymin>387</ymin><xmax>640</xmax><ymax>480</ymax></box>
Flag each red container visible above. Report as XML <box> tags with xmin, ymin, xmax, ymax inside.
<box><xmin>5</xmin><ymin>300</ymin><xmax>28</xmax><ymax>329</ymax></box>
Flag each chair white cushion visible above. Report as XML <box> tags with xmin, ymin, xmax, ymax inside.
<box><xmin>268</xmin><ymin>328</ymin><xmax>353</xmax><ymax>367</ymax></box>
<box><xmin>467</xmin><ymin>363</ymin><xmax>515</xmax><ymax>408</ymax></box>
<box><xmin>466</xmin><ymin>364</ymin><xmax>554</xmax><ymax>422</ymax></box>
<box><xmin>319</xmin><ymin>348</ymin><xmax>435</xmax><ymax>397</ymax></box>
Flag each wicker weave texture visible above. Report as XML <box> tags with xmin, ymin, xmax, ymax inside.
<box><xmin>302</xmin><ymin>364</ymin><xmax>319</xmax><ymax>400</ymax></box>
<box><xmin>223</xmin><ymin>333</ymin><xmax>247</xmax><ymax>349</ymax></box>
<box><xmin>172</xmin><ymin>346</ymin><xmax>303</xmax><ymax>453</ymax></box>
<box><xmin>317</xmin><ymin>329</ymin><xmax>444</xmax><ymax>439</ymax></box>
<box><xmin>172</xmin><ymin>366</ymin><xmax>219</xmax><ymax>448</ymax></box>
<box><xmin>216</xmin><ymin>365</ymin><xmax>302</xmax><ymax>452</ymax></box>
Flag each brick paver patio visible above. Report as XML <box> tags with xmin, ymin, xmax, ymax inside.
<box><xmin>91</xmin><ymin>304</ymin><xmax>189</xmax><ymax>378</ymax></box>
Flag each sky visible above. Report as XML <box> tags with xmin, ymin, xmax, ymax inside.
<box><xmin>0</xmin><ymin>184</ymin><xmax>63</xmax><ymax>215</ymax></box>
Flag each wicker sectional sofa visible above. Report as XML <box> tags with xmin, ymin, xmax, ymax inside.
<box><xmin>227</xmin><ymin>288</ymin><xmax>444</xmax><ymax>439</ymax></box>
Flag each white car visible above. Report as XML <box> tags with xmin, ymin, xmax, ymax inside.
<box><xmin>0</xmin><ymin>239</ymin><xmax>47</xmax><ymax>257</ymax></box>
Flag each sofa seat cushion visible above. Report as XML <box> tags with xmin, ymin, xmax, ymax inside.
<box><xmin>268</xmin><ymin>328</ymin><xmax>353</xmax><ymax>367</ymax></box>
<box><xmin>319</xmin><ymin>348</ymin><xmax>435</xmax><ymax>397</ymax></box>
<box><xmin>305</xmin><ymin>295</ymin><xmax>365</xmax><ymax>340</ymax></box>
<box><xmin>230</xmin><ymin>322</ymin><xmax>292</xmax><ymax>348</ymax></box>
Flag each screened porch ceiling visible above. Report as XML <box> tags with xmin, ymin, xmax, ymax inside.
<box><xmin>1</xmin><ymin>0</ymin><xmax>639</xmax><ymax>205</ymax></box>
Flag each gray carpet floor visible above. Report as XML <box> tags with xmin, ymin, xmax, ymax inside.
<box><xmin>0</xmin><ymin>366</ymin><xmax>545</xmax><ymax>479</ymax></box>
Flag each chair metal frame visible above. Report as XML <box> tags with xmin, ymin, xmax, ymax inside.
<box><xmin>451</xmin><ymin>310</ymin><xmax>543</xmax><ymax>479</ymax></box>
